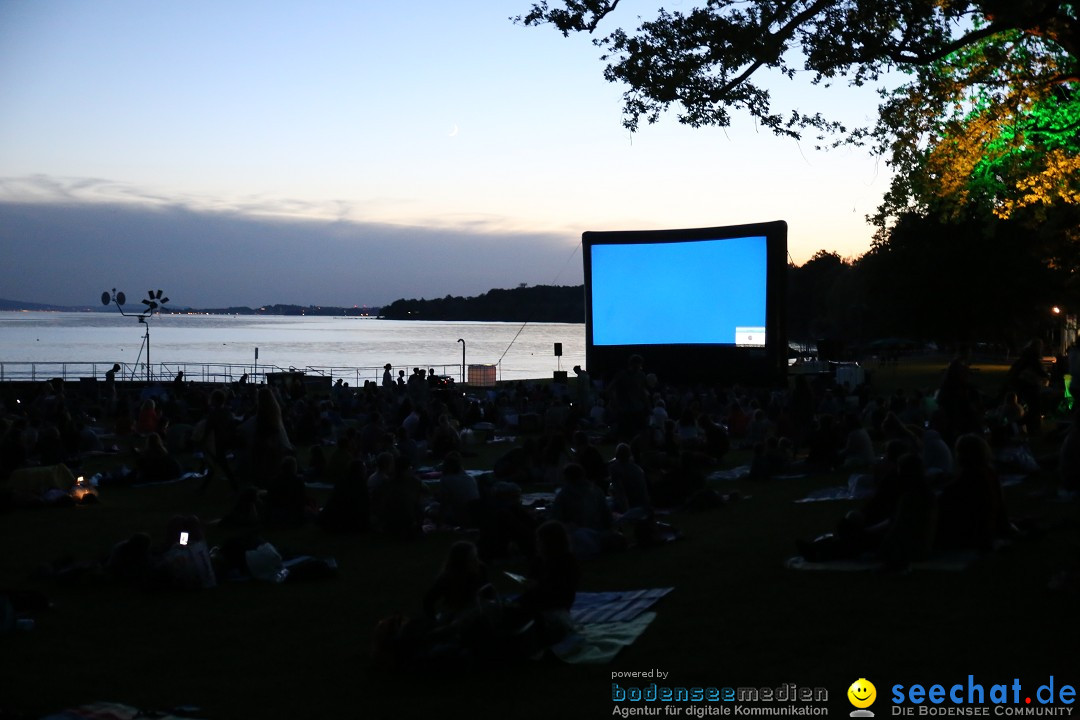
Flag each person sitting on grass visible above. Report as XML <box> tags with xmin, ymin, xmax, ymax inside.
<box><xmin>428</xmin><ymin>413</ymin><xmax>462</xmax><ymax>463</ymax></box>
<box><xmin>803</xmin><ymin>414</ymin><xmax>842</xmax><ymax>472</ymax></box>
<box><xmin>997</xmin><ymin>391</ymin><xmax>1027</xmax><ymax>439</ymax></box>
<box><xmin>743</xmin><ymin>408</ymin><xmax>771</xmax><ymax>450</ymax></box>
<box><xmin>878</xmin><ymin>454</ymin><xmax>938</xmax><ymax>570</ymax></box>
<box><xmin>134</xmin><ymin>432</ymin><xmax>183</xmax><ymax>485</ymax></box>
<box><xmin>698</xmin><ymin>413</ymin><xmax>731</xmax><ymax>462</ymax></box>
<box><xmin>369</xmin><ymin>453</ymin><xmax>425</xmax><ymax>539</ymax></box>
<box><xmin>537</xmin><ymin>432</ymin><xmax>572</xmax><ymax>486</ymax></box>
<box><xmin>1059</xmin><ymin>417</ymin><xmax>1080</xmax><ymax>498</ymax></box>
<box><xmin>266</xmin><ymin>456</ymin><xmax>313</xmax><ymax>526</ymax></box>
<box><xmin>324</xmin><ymin>428</ymin><xmax>359</xmax><ymax>486</ymax></box>
<box><xmin>1006</xmin><ymin>338</ymin><xmax>1049</xmax><ymax>437</ymax></box>
<box><xmin>767</xmin><ymin>436</ymin><xmax>795</xmax><ymax>475</ymax></box>
<box><xmin>198</xmin><ymin>388</ymin><xmax>238</xmax><ymax>492</ymax></box>
<box><xmin>422</xmin><ymin>540</ymin><xmax>490</xmax><ymax>627</ymax></box>
<box><xmin>551</xmin><ymin>462</ymin><xmax>625</xmax><ymax>556</ymax></box>
<box><xmin>798</xmin><ymin>453</ymin><xmax>935</xmax><ymax>564</ymax></box>
<box><xmin>881</xmin><ymin>411</ymin><xmax>922</xmax><ymax>455</ymax></box>
<box><xmin>219</xmin><ymin>486</ymin><xmax>262</xmax><ymax>528</ymax></box>
<box><xmin>437</xmin><ymin>451</ymin><xmax>479</xmax><ymax>528</ymax></box>
<box><xmin>104</xmin><ymin>532</ymin><xmax>154</xmax><ymax>585</ymax></box>
<box><xmin>473</xmin><ymin>480</ymin><xmax>538</xmax><ymax>564</ymax></box>
<box><xmin>921</xmin><ymin>428</ymin><xmax>953</xmax><ymax>479</ymax></box>
<box><xmin>608</xmin><ymin>443</ymin><xmax>651</xmax><ymax>517</ymax></box>
<box><xmin>318</xmin><ymin>458</ymin><xmax>370</xmax><ymax>534</ymax></box>
<box><xmin>571</xmin><ymin>431</ymin><xmax>608</xmax><ymax>491</ymax></box>
<box><xmin>367</xmin><ymin>451</ymin><xmax>395</xmax><ymax>499</ymax></box>
<box><xmin>840</xmin><ymin>413</ymin><xmax>876</xmax><ymax>469</ymax></box>
<box><xmin>935</xmin><ymin>433</ymin><xmax>1015</xmax><ymax>553</ymax></box>
<box><xmin>513</xmin><ymin>520</ymin><xmax>581</xmax><ymax>644</ymax></box>
<box><xmin>135</xmin><ymin>398</ymin><xmax>162</xmax><ymax>436</ymax></box>
<box><xmin>237</xmin><ymin>386</ymin><xmax>294</xmax><ymax>487</ymax></box>
<box><xmin>608</xmin><ymin>442</ymin><xmax>664</xmax><ymax>546</ymax></box>
<box><xmin>860</xmin><ymin>440</ymin><xmax>908</xmax><ymax>527</ymax></box>
<box><xmin>159</xmin><ymin>515</ymin><xmax>216</xmax><ymax>590</ymax></box>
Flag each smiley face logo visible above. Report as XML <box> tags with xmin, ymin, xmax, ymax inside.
<box><xmin>848</xmin><ymin>678</ymin><xmax>877</xmax><ymax>709</ymax></box>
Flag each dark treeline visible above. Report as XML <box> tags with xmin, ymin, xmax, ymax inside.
<box><xmin>789</xmin><ymin>211</ymin><xmax>1078</xmax><ymax>353</ymax></box>
<box><xmin>192</xmin><ymin>304</ymin><xmax>379</xmax><ymax>317</ymax></box>
<box><xmin>0</xmin><ymin>298</ymin><xmax>99</xmax><ymax>312</ymax></box>
<box><xmin>379</xmin><ymin>285</ymin><xmax>585</xmax><ymax>323</ymax></box>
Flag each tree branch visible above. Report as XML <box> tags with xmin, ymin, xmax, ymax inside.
<box><xmin>582</xmin><ymin>0</ymin><xmax>620</xmax><ymax>32</ymax></box>
<box><xmin>513</xmin><ymin>0</ymin><xmax>623</xmax><ymax>34</ymax></box>
<box><xmin>882</xmin><ymin>21</ymin><xmax>1012</xmax><ymax>65</ymax></box>
<box><xmin>710</xmin><ymin>0</ymin><xmax>834</xmax><ymax>99</ymax></box>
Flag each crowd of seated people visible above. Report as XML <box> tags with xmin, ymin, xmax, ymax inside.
<box><xmin>0</xmin><ymin>342</ymin><xmax>1073</xmax><ymax>661</ymax></box>
<box><xmin>797</xmin><ymin>431</ymin><xmax>1019</xmax><ymax>567</ymax></box>
<box><xmin>2</xmin><ymin>339</ymin><xmax>1067</xmax><ymax>493</ymax></box>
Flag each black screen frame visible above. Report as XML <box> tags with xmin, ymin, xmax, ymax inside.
<box><xmin>582</xmin><ymin>220</ymin><xmax>788</xmax><ymax>387</ymax></box>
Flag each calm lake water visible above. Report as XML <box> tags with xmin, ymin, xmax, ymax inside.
<box><xmin>0</xmin><ymin>312</ymin><xmax>585</xmax><ymax>383</ymax></box>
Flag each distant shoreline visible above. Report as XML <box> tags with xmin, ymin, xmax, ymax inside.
<box><xmin>0</xmin><ymin>283</ymin><xmax>586</xmax><ymax>324</ymax></box>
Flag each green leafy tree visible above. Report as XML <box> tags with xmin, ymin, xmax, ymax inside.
<box><xmin>873</xmin><ymin>27</ymin><xmax>1079</xmax><ymax>228</ymax></box>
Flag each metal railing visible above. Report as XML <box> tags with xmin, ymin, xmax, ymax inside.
<box><xmin>0</xmin><ymin>361</ymin><xmax>473</xmax><ymax>386</ymax></box>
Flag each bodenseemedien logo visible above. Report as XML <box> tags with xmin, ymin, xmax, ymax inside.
<box><xmin>849</xmin><ymin>678</ymin><xmax>877</xmax><ymax>717</ymax></box>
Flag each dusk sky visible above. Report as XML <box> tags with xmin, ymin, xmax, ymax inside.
<box><xmin>0</xmin><ymin>1</ymin><xmax>893</xmax><ymax>308</ymax></box>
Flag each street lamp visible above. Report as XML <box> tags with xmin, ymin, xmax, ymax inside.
<box><xmin>101</xmin><ymin>288</ymin><xmax>169</xmax><ymax>381</ymax></box>
<box><xmin>1048</xmin><ymin>305</ymin><xmax>1080</xmax><ymax>358</ymax></box>
<box><xmin>458</xmin><ymin>338</ymin><xmax>465</xmax><ymax>384</ymax></box>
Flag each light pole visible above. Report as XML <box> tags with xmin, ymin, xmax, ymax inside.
<box><xmin>457</xmin><ymin>338</ymin><xmax>465</xmax><ymax>384</ymax></box>
<box><xmin>1052</xmin><ymin>306</ymin><xmax>1064</xmax><ymax>356</ymax></box>
<box><xmin>102</xmin><ymin>288</ymin><xmax>169</xmax><ymax>381</ymax></box>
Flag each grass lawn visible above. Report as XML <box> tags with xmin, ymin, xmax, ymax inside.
<box><xmin>2</xmin><ymin>358</ymin><xmax>1078</xmax><ymax>719</ymax></box>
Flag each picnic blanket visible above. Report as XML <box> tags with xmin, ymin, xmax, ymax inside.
<box><xmin>708</xmin><ymin>466</ymin><xmax>806</xmax><ymax>483</ymax></box>
<box><xmin>550</xmin><ymin>612</ymin><xmax>659</xmax><ymax>664</ymax></box>
<box><xmin>784</xmin><ymin>551</ymin><xmax>979</xmax><ymax>572</ymax></box>
<box><xmin>707</xmin><ymin>465</ymin><xmax>751</xmax><ymax>481</ymax></box>
<box><xmin>546</xmin><ymin>588</ymin><xmax>673</xmax><ymax>664</ymax></box>
<box><xmin>999</xmin><ymin>474</ymin><xmax>1027</xmax><ymax>488</ymax></box>
<box><xmin>520</xmin><ymin>492</ymin><xmax>556</xmax><ymax>508</ymax></box>
<box><xmin>794</xmin><ymin>474</ymin><xmax>875</xmax><ymax>503</ymax></box>
<box><xmin>134</xmin><ymin>470</ymin><xmax>208</xmax><ymax>487</ymax></box>
<box><xmin>41</xmin><ymin>702</ymin><xmax>205</xmax><ymax>720</ymax></box>
<box><xmin>570</xmin><ymin>588</ymin><xmax>673</xmax><ymax>624</ymax></box>
<box><xmin>7</xmin><ymin>464</ymin><xmax>76</xmax><ymax>494</ymax></box>
<box><xmin>795</xmin><ymin>473</ymin><xmax>1029</xmax><ymax>503</ymax></box>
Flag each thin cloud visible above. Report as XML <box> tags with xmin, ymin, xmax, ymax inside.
<box><xmin>0</xmin><ymin>175</ymin><xmax>563</xmax><ymax>237</ymax></box>
<box><xmin>0</xmin><ymin>189</ymin><xmax>583</xmax><ymax>308</ymax></box>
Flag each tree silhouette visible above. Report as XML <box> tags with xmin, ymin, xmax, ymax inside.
<box><xmin>517</xmin><ymin>1</ymin><xmax>1077</xmax><ymax>138</ymax></box>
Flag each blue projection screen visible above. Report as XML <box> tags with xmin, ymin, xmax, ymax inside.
<box><xmin>582</xmin><ymin>221</ymin><xmax>787</xmax><ymax>385</ymax></box>
<box><xmin>590</xmin><ymin>237</ymin><xmax>767</xmax><ymax>346</ymax></box>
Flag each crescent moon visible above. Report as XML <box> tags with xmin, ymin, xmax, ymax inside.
<box><xmin>448</xmin><ymin>124</ymin><xmax>459</xmax><ymax>137</ymax></box>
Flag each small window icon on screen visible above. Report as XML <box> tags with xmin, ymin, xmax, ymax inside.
<box><xmin>735</xmin><ymin>326</ymin><xmax>765</xmax><ymax>346</ymax></box>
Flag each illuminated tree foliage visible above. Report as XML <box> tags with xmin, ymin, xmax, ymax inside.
<box><xmin>873</xmin><ymin>27</ymin><xmax>1079</xmax><ymax>228</ymax></box>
